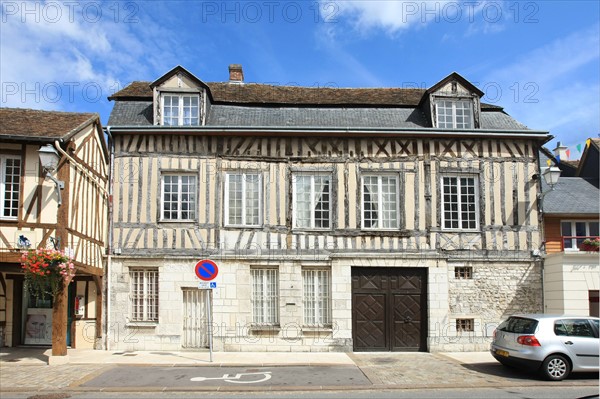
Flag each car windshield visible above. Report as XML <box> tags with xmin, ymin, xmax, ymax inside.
<box><xmin>497</xmin><ymin>317</ymin><xmax>538</xmax><ymax>334</ymax></box>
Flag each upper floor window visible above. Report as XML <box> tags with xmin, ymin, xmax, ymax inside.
<box><xmin>1</xmin><ymin>155</ymin><xmax>21</xmax><ymax>219</ymax></box>
<box><xmin>162</xmin><ymin>94</ymin><xmax>199</xmax><ymax>126</ymax></box>
<box><xmin>161</xmin><ymin>174</ymin><xmax>197</xmax><ymax>221</ymax></box>
<box><xmin>442</xmin><ymin>176</ymin><xmax>478</xmax><ymax>230</ymax></box>
<box><xmin>225</xmin><ymin>172</ymin><xmax>261</xmax><ymax>227</ymax></box>
<box><xmin>561</xmin><ymin>221</ymin><xmax>599</xmax><ymax>251</ymax></box>
<box><xmin>293</xmin><ymin>174</ymin><xmax>331</xmax><ymax>229</ymax></box>
<box><xmin>436</xmin><ymin>100</ymin><xmax>473</xmax><ymax>129</ymax></box>
<box><xmin>362</xmin><ymin>175</ymin><xmax>399</xmax><ymax>229</ymax></box>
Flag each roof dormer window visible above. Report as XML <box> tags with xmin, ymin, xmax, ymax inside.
<box><xmin>162</xmin><ymin>94</ymin><xmax>199</xmax><ymax>126</ymax></box>
<box><xmin>436</xmin><ymin>100</ymin><xmax>473</xmax><ymax>129</ymax></box>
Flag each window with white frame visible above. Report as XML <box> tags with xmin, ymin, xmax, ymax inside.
<box><xmin>161</xmin><ymin>174</ymin><xmax>197</xmax><ymax>221</ymax></box>
<box><xmin>225</xmin><ymin>172</ymin><xmax>261</xmax><ymax>226</ymax></box>
<box><xmin>293</xmin><ymin>174</ymin><xmax>331</xmax><ymax>229</ymax></box>
<box><xmin>436</xmin><ymin>100</ymin><xmax>473</xmax><ymax>129</ymax></box>
<box><xmin>162</xmin><ymin>94</ymin><xmax>200</xmax><ymax>126</ymax></box>
<box><xmin>362</xmin><ymin>175</ymin><xmax>399</xmax><ymax>229</ymax></box>
<box><xmin>0</xmin><ymin>155</ymin><xmax>21</xmax><ymax>219</ymax></box>
<box><xmin>130</xmin><ymin>268</ymin><xmax>159</xmax><ymax>322</ymax></box>
<box><xmin>442</xmin><ymin>176</ymin><xmax>478</xmax><ymax>230</ymax></box>
<box><xmin>251</xmin><ymin>268</ymin><xmax>279</xmax><ymax>325</ymax></box>
<box><xmin>303</xmin><ymin>268</ymin><xmax>331</xmax><ymax>327</ymax></box>
<box><xmin>561</xmin><ymin>221</ymin><xmax>599</xmax><ymax>250</ymax></box>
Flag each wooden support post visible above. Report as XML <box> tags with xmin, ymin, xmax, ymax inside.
<box><xmin>52</xmin><ymin>151</ymin><xmax>70</xmax><ymax>358</ymax></box>
<box><xmin>51</xmin><ymin>279</ymin><xmax>68</xmax><ymax>356</ymax></box>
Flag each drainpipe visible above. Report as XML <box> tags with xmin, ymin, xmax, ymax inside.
<box><xmin>104</xmin><ymin>126</ymin><xmax>115</xmax><ymax>350</ymax></box>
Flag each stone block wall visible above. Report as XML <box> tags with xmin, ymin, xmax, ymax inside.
<box><xmin>434</xmin><ymin>261</ymin><xmax>542</xmax><ymax>352</ymax></box>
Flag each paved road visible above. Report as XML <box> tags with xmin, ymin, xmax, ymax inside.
<box><xmin>80</xmin><ymin>365</ymin><xmax>371</xmax><ymax>388</ymax></box>
<box><xmin>1</xmin><ymin>387</ymin><xmax>599</xmax><ymax>399</ymax></box>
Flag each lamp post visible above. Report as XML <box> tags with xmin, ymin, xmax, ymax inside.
<box><xmin>38</xmin><ymin>144</ymin><xmax>69</xmax><ymax>361</ymax></box>
<box><xmin>538</xmin><ymin>165</ymin><xmax>561</xmax><ymax>315</ymax></box>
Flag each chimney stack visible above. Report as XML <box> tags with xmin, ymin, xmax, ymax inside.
<box><xmin>553</xmin><ymin>141</ymin><xmax>568</xmax><ymax>160</ymax></box>
<box><xmin>229</xmin><ymin>64</ymin><xmax>244</xmax><ymax>83</ymax></box>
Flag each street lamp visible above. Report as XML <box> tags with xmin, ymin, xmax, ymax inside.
<box><xmin>538</xmin><ymin>165</ymin><xmax>562</xmax><ymax>215</ymax></box>
<box><xmin>542</xmin><ymin>166</ymin><xmax>561</xmax><ymax>189</ymax></box>
<box><xmin>38</xmin><ymin>144</ymin><xmax>64</xmax><ymax>206</ymax></box>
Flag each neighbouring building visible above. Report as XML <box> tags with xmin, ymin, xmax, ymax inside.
<box><xmin>541</xmin><ymin>139</ymin><xmax>599</xmax><ymax>317</ymax></box>
<box><xmin>0</xmin><ymin>108</ymin><xmax>108</xmax><ymax>350</ymax></box>
<box><xmin>105</xmin><ymin>65</ymin><xmax>550</xmax><ymax>352</ymax></box>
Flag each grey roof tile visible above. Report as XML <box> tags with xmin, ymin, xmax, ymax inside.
<box><xmin>107</xmin><ymin>101</ymin><xmax>152</xmax><ymax>126</ymax></box>
<box><xmin>108</xmin><ymin>101</ymin><xmax>529</xmax><ymax>131</ymax></box>
<box><xmin>542</xmin><ymin>177</ymin><xmax>600</xmax><ymax>215</ymax></box>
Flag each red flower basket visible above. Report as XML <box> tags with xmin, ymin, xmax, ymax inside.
<box><xmin>21</xmin><ymin>249</ymin><xmax>75</xmax><ymax>300</ymax></box>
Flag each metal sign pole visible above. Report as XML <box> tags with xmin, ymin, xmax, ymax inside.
<box><xmin>207</xmin><ymin>289</ymin><xmax>213</xmax><ymax>363</ymax></box>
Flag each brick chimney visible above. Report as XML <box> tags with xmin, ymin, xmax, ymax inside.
<box><xmin>229</xmin><ymin>64</ymin><xmax>244</xmax><ymax>83</ymax></box>
<box><xmin>553</xmin><ymin>141</ymin><xmax>568</xmax><ymax>160</ymax></box>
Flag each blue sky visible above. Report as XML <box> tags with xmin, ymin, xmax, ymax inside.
<box><xmin>1</xmin><ymin>0</ymin><xmax>599</xmax><ymax>157</ymax></box>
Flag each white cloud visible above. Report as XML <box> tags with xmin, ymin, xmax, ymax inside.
<box><xmin>0</xmin><ymin>1</ymin><xmax>180</xmax><ymax>113</ymax></box>
<box><xmin>321</xmin><ymin>0</ymin><xmax>509</xmax><ymax>37</ymax></box>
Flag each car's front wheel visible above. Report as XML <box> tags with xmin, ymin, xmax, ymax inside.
<box><xmin>540</xmin><ymin>354</ymin><xmax>571</xmax><ymax>381</ymax></box>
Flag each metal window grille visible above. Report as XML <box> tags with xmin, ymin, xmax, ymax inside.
<box><xmin>1</xmin><ymin>156</ymin><xmax>21</xmax><ymax>218</ymax></box>
<box><xmin>293</xmin><ymin>174</ymin><xmax>331</xmax><ymax>229</ymax></box>
<box><xmin>456</xmin><ymin>318</ymin><xmax>474</xmax><ymax>333</ymax></box>
<box><xmin>130</xmin><ymin>269</ymin><xmax>159</xmax><ymax>322</ymax></box>
<box><xmin>251</xmin><ymin>268</ymin><xmax>279</xmax><ymax>325</ymax></box>
<box><xmin>302</xmin><ymin>269</ymin><xmax>331</xmax><ymax>326</ymax></box>
<box><xmin>162</xmin><ymin>175</ymin><xmax>196</xmax><ymax>221</ymax></box>
<box><xmin>443</xmin><ymin>176</ymin><xmax>477</xmax><ymax>230</ymax></box>
<box><xmin>226</xmin><ymin>173</ymin><xmax>261</xmax><ymax>226</ymax></box>
<box><xmin>362</xmin><ymin>175</ymin><xmax>398</xmax><ymax>229</ymax></box>
<box><xmin>454</xmin><ymin>267</ymin><xmax>473</xmax><ymax>279</ymax></box>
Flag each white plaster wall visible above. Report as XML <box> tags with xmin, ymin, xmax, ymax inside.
<box><xmin>544</xmin><ymin>253</ymin><xmax>599</xmax><ymax>315</ymax></box>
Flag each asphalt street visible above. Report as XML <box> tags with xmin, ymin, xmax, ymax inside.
<box><xmin>80</xmin><ymin>365</ymin><xmax>371</xmax><ymax>388</ymax></box>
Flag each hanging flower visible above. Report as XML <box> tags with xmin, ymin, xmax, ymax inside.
<box><xmin>580</xmin><ymin>238</ymin><xmax>600</xmax><ymax>252</ymax></box>
<box><xmin>21</xmin><ymin>249</ymin><xmax>75</xmax><ymax>300</ymax></box>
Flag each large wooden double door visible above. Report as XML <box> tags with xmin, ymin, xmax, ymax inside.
<box><xmin>352</xmin><ymin>267</ymin><xmax>427</xmax><ymax>351</ymax></box>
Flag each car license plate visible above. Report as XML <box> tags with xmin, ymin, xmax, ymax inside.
<box><xmin>496</xmin><ymin>350</ymin><xmax>509</xmax><ymax>357</ymax></box>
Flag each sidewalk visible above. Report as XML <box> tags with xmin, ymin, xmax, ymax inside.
<box><xmin>0</xmin><ymin>347</ymin><xmax>597</xmax><ymax>393</ymax></box>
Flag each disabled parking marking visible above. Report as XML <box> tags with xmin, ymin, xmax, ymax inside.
<box><xmin>191</xmin><ymin>371</ymin><xmax>272</xmax><ymax>384</ymax></box>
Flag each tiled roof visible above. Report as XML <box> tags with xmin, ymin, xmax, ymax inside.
<box><xmin>108</xmin><ymin>81</ymin><xmax>503</xmax><ymax>110</ymax></box>
<box><xmin>0</xmin><ymin>108</ymin><xmax>98</xmax><ymax>140</ymax></box>
<box><xmin>107</xmin><ymin>100</ymin><xmax>526</xmax><ymax>130</ymax></box>
<box><xmin>107</xmin><ymin>101</ymin><xmax>152</xmax><ymax>126</ymax></box>
<box><xmin>542</xmin><ymin>177</ymin><xmax>600</xmax><ymax>215</ymax></box>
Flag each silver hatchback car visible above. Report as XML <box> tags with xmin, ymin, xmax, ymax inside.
<box><xmin>491</xmin><ymin>314</ymin><xmax>599</xmax><ymax>380</ymax></box>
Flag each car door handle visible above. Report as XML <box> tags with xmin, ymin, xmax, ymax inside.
<box><xmin>564</xmin><ymin>341</ymin><xmax>574</xmax><ymax>345</ymax></box>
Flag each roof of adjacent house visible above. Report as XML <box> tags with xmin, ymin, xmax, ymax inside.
<box><xmin>542</xmin><ymin>177</ymin><xmax>600</xmax><ymax>215</ymax></box>
<box><xmin>0</xmin><ymin>108</ymin><xmax>99</xmax><ymax>141</ymax></box>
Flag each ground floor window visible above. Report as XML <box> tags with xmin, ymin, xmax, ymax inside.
<box><xmin>302</xmin><ymin>268</ymin><xmax>331</xmax><ymax>327</ymax></box>
<box><xmin>251</xmin><ymin>268</ymin><xmax>279</xmax><ymax>325</ymax></box>
<box><xmin>130</xmin><ymin>269</ymin><xmax>159</xmax><ymax>322</ymax></box>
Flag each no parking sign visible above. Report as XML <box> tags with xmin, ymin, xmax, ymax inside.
<box><xmin>195</xmin><ymin>259</ymin><xmax>219</xmax><ymax>281</ymax></box>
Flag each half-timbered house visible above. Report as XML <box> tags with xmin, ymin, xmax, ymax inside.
<box><xmin>105</xmin><ymin>66</ymin><xmax>549</xmax><ymax>352</ymax></box>
<box><xmin>0</xmin><ymin>108</ymin><xmax>108</xmax><ymax>353</ymax></box>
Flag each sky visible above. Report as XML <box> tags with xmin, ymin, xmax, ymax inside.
<box><xmin>1</xmin><ymin>0</ymin><xmax>599</xmax><ymax>157</ymax></box>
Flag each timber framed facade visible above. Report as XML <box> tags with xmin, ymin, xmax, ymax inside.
<box><xmin>0</xmin><ymin>108</ymin><xmax>108</xmax><ymax>350</ymax></box>
<box><xmin>105</xmin><ymin>66</ymin><xmax>550</xmax><ymax>352</ymax></box>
